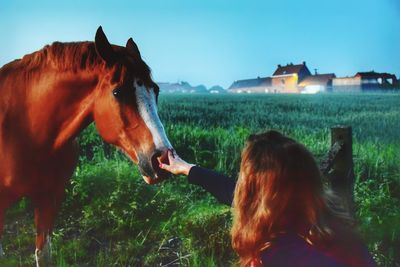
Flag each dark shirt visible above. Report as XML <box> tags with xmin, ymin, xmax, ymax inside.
<box><xmin>188</xmin><ymin>166</ymin><xmax>236</xmax><ymax>206</ymax></box>
<box><xmin>187</xmin><ymin>166</ymin><xmax>377</xmax><ymax>267</ymax></box>
<box><xmin>260</xmin><ymin>233</ymin><xmax>346</xmax><ymax>267</ymax></box>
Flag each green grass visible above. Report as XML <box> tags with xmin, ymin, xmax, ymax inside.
<box><xmin>1</xmin><ymin>93</ymin><xmax>399</xmax><ymax>266</ymax></box>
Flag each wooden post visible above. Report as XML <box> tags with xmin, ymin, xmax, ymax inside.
<box><xmin>329</xmin><ymin>126</ymin><xmax>355</xmax><ymax>216</ymax></box>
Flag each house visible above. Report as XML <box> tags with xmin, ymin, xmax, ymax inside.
<box><xmin>228</xmin><ymin>77</ymin><xmax>272</xmax><ymax>93</ymax></box>
<box><xmin>298</xmin><ymin>73</ymin><xmax>336</xmax><ymax>93</ymax></box>
<box><xmin>332</xmin><ymin>71</ymin><xmax>399</xmax><ymax>92</ymax></box>
<box><xmin>332</xmin><ymin>76</ymin><xmax>362</xmax><ymax>92</ymax></box>
<box><xmin>208</xmin><ymin>85</ymin><xmax>226</xmax><ymax>94</ymax></box>
<box><xmin>271</xmin><ymin>62</ymin><xmax>312</xmax><ymax>93</ymax></box>
<box><xmin>229</xmin><ymin>62</ymin><xmax>333</xmax><ymax>94</ymax></box>
<box><xmin>356</xmin><ymin>72</ymin><xmax>398</xmax><ymax>90</ymax></box>
<box><xmin>227</xmin><ymin>62</ymin><xmax>399</xmax><ymax>94</ymax></box>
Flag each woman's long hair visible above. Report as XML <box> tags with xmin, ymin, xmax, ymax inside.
<box><xmin>231</xmin><ymin>130</ymin><xmax>358</xmax><ymax>266</ymax></box>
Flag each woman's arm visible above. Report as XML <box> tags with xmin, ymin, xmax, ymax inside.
<box><xmin>188</xmin><ymin>166</ymin><xmax>236</xmax><ymax>206</ymax></box>
<box><xmin>159</xmin><ymin>151</ymin><xmax>236</xmax><ymax>206</ymax></box>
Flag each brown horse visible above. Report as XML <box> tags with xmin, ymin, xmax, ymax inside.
<box><xmin>0</xmin><ymin>26</ymin><xmax>172</xmax><ymax>266</ymax></box>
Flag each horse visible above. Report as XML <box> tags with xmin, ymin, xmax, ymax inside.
<box><xmin>0</xmin><ymin>26</ymin><xmax>172</xmax><ymax>266</ymax></box>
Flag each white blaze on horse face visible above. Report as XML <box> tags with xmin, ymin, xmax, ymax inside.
<box><xmin>135</xmin><ymin>82</ymin><xmax>172</xmax><ymax>151</ymax></box>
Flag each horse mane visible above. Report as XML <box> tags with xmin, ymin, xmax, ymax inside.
<box><xmin>1</xmin><ymin>41</ymin><xmax>153</xmax><ymax>87</ymax></box>
<box><xmin>18</xmin><ymin>41</ymin><xmax>105</xmax><ymax>73</ymax></box>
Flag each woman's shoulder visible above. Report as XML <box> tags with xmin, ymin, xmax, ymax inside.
<box><xmin>260</xmin><ymin>233</ymin><xmax>346</xmax><ymax>267</ymax></box>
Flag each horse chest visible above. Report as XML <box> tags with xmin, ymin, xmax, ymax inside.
<box><xmin>0</xmin><ymin>141</ymin><xmax>79</xmax><ymax>197</ymax></box>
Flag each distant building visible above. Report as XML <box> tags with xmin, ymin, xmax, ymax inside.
<box><xmin>208</xmin><ymin>85</ymin><xmax>226</xmax><ymax>94</ymax></box>
<box><xmin>271</xmin><ymin>62</ymin><xmax>311</xmax><ymax>93</ymax></box>
<box><xmin>228</xmin><ymin>77</ymin><xmax>272</xmax><ymax>93</ymax></box>
<box><xmin>332</xmin><ymin>76</ymin><xmax>362</xmax><ymax>92</ymax></box>
<box><xmin>228</xmin><ymin>62</ymin><xmax>335</xmax><ymax>94</ymax></box>
<box><xmin>332</xmin><ymin>71</ymin><xmax>399</xmax><ymax>92</ymax></box>
<box><xmin>158</xmin><ymin>81</ymin><xmax>208</xmax><ymax>93</ymax></box>
<box><xmin>299</xmin><ymin>73</ymin><xmax>336</xmax><ymax>94</ymax></box>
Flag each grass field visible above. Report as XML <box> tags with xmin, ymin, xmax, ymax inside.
<box><xmin>1</xmin><ymin>93</ymin><xmax>400</xmax><ymax>266</ymax></box>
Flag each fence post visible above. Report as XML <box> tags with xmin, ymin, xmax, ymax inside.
<box><xmin>329</xmin><ymin>126</ymin><xmax>355</xmax><ymax>215</ymax></box>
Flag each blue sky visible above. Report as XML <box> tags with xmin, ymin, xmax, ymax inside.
<box><xmin>1</xmin><ymin>0</ymin><xmax>399</xmax><ymax>88</ymax></box>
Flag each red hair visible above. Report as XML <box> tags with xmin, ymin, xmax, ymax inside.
<box><xmin>231</xmin><ymin>131</ymin><xmax>363</xmax><ymax>266</ymax></box>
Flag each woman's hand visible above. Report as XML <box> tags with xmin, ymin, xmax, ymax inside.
<box><xmin>158</xmin><ymin>150</ymin><xmax>195</xmax><ymax>176</ymax></box>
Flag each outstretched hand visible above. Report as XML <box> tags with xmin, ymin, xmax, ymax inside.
<box><xmin>158</xmin><ymin>150</ymin><xmax>195</xmax><ymax>176</ymax></box>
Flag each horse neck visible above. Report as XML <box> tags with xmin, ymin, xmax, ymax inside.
<box><xmin>26</xmin><ymin>68</ymin><xmax>104</xmax><ymax>150</ymax></box>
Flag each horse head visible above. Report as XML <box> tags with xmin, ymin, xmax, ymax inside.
<box><xmin>93</xmin><ymin>26</ymin><xmax>171</xmax><ymax>184</ymax></box>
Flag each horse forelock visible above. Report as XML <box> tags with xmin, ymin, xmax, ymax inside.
<box><xmin>111</xmin><ymin>48</ymin><xmax>154</xmax><ymax>88</ymax></box>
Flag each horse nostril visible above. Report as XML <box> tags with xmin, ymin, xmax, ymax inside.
<box><xmin>148</xmin><ymin>149</ymin><xmax>171</xmax><ymax>182</ymax></box>
<box><xmin>151</xmin><ymin>150</ymin><xmax>169</xmax><ymax>172</ymax></box>
<box><xmin>160</xmin><ymin>150</ymin><xmax>170</xmax><ymax>165</ymax></box>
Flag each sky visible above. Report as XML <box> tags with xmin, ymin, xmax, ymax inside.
<box><xmin>0</xmin><ymin>0</ymin><xmax>399</xmax><ymax>88</ymax></box>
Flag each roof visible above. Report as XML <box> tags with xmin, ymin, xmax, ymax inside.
<box><xmin>273</xmin><ymin>62</ymin><xmax>308</xmax><ymax>76</ymax></box>
<box><xmin>355</xmin><ymin>71</ymin><xmax>397</xmax><ymax>80</ymax></box>
<box><xmin>229</xmin><ymin>77</ymin><xmax>272</xmax><ymax>89</ymax></box>
<box><xmin>298</xmin><ymin>73</ymin><xmax>336</xmax><ymax>86</ymax></box>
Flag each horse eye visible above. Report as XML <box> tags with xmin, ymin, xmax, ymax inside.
<box><xmin>137</xmin><ymin>80</ymin><xmax>143</xmax><ymax>87</ymax></box>
<box><xmin>113</xmin><ymin>88</ymin><xmax>121</xmax><ymax>98</ymax></box>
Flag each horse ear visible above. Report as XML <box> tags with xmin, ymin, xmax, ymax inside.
<box><xmin>95</xmin><ymin>26</ymin><xmax>116</xmax><ymax>64</ymax></box>
<box><xmin>126</xmin><ymin>38</ymin><xmax>141</xmax><ymax>59</ymax></box>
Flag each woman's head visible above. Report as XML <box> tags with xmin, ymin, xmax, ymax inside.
<box><xmin>231</xmin><ymin>130</ymin><xmax>329</xmax><ymax>265</ymax></box>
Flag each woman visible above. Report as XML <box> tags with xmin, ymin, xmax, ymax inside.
<box><xmin>159</xmin><ymin>130</ymin><xmax>376</xmax><ymax>267</ymax></box>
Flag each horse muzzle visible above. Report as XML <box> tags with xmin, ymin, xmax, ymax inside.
<box><xmin>138</xmin><ymin>148</ymin><xmax>171</xmax><ymax>184</ymax></box>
